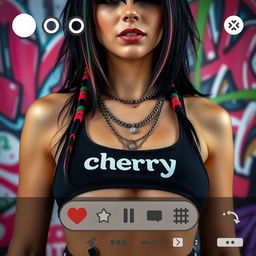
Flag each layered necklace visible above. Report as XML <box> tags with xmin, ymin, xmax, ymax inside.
<box><xmin>99</xmin><ymin>87</ymin><xmax>166</xmax><ymax>150</ymax></box>
<box><xmin>103</xmin><ymin>87</ymin><xmax>159</xmax><ymax>108</ymax></box>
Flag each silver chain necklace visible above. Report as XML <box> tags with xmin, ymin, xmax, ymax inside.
<box><xmin>99</xmin><ymin>96</ymin><xmax>166</xmax><ymax>150</ymax></box>
<box><xmin>99</xmin><ymin>96</ymin><xmax>164</xmax><ymax>134</ymax></box>
<box><xmin>103</xmin><ymin>87</ymin><xmax>159</xmax><ymax>108</ymax></box>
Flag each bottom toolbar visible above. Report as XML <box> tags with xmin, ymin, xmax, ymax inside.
<box><xmin>59</xmin><ymin>200</ymin><xmax>198</xmax><ymax>231</ymax></box>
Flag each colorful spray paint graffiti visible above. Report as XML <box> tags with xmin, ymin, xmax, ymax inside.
<box><xmin>0</xmin><ymin>0</ymin><xmax>255</xmax><ymax>255</ymax></box>
<box><xmin>0</xmin><ymin>0</ymin><xmax>65</xmax><ymax>255</ymax></box>
<box><xmin>191</xmin><ymin>0</ymin><xmax>256</xmax><ymax>198</ymax></box>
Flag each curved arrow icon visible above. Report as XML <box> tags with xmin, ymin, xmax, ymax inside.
<box><xmin>226</xmin><ymin>211</ymin><xmax>240</xmax><ymax>224</ymax></box>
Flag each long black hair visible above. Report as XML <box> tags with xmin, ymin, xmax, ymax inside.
<box><xmin>51</xmin><ymin>0</ymin><xmax>209</xmax><ymax>176</ymax></box>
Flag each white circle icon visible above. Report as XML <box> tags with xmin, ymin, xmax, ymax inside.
<box><xmin>12</xmin><ymin>13</ymin><xmax>36</xmax><ymax>38</ymax></box>
<box><xmin>68</xmin><ymin>17</ymin><xmax>85</xmax><ymax>35</ymax></box>
<box><xmin>43</xmin><ymin>17</ymin><xmax>60</xmax><ymax>35</ymax></box>
<box><xmin>224</xmin><ymin>16</ymin><xmax>244</xmax><ymax>35</ymax></box>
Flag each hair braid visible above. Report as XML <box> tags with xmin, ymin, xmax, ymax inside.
<box><xmin>63</xmin><ymin>68</ymin><xmax>89</xmax><ymax>179</ymax></box>
<box><xmin>170</xmin><ymin>83</ymin><xmax>182</xmax><ymax>110</ymax></box>
<box><xmin>170</xmin><ymin>83</ymin><xmax>201</xmax><ymax>151</ymax></box>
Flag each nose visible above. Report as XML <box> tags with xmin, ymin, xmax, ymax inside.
<box><xmin>122</xmin><ymin>0</ymin><xmax>140</xmax><ymax>22</ymax></box>
<box><xmin>122</xmin><ymin>11</ymin><xmax>139</xmax><ymax>22</ymax></box>
<box><xmin>121</xmin><ymin>1</ymin><xmax>140</xmax><ymax>23</ymax></box>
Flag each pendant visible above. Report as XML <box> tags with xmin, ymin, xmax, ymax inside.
<box><xmin>129</xmin><ymin>103</ymin><xmax>140</xmax><ymax>108</ymax></box>
<box><xmin>129</xmin><ymin>126</ymin><xmax>137</xmax><ymax>134</ymax></box>
<box><xmin>128</xmin><ymin>142</ymin><xmax>137</xmax><ymax>150</ymax></box>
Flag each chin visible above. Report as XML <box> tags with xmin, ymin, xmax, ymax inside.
<box><xmin>115</xmin><ymin>50</ymin><xmax>152</xmax><ymax>60</ymax></box>
<box><xmin>122</xmin><ymin>54</ymin><xmax>146</xmax><ymax>60</ymax></box>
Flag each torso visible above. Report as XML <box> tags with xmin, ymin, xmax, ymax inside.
<box><xmin>48</xmin><ymin>92</ymin><xmax>209</xmax><ymax>256</ymax></box>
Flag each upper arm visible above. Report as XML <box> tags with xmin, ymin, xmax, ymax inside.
<box><xmin>197</xmin><ymin>100</ymin><xmax>240</xmax><ymax>256</ymax></box>
<box><xmin>8</xmin><ymin>96</ymin><xmax>58</xmax><ymax>255</ymax></box>
<box><xmin>204</xmin><ymin>104</ymin><xmax>234</xmax><ymax>197</ymax></box>
<box><xmin>18</xmin><ymin>97</ymin><xmax>57</xmax><ymax>197</ymax></box>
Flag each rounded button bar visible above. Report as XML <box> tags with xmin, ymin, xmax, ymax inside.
<box><xmin>59</xmin><ymin>200</ymin><xmax>199</xmax><ymax>231</ymax></box>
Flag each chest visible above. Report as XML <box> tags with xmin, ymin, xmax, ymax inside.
<box><xmin>52</xmin><ymin>100</ymin><xmax>208</xmax><ymax>166</ymax></box>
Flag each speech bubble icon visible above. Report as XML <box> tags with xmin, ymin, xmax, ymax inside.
<box><xmin>147</xmin><ymin>210</ymin><xmax>162</xmax><ymax>222</ymax></box>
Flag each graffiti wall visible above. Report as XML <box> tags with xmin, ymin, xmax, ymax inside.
<box><xmin>0</xmin><ymin>0</ymin><xmax>66</xmax><ymax>255</ymax></box>
<box><xmin>0</xmin><ymin>0</ymin><xmax>255</xmax><ymax>255</ymax></box>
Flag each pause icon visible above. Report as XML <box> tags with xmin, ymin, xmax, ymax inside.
<box><xmin>123</xmin><ymin>208</ymin><xmax>134</xmax><ymax>223</ymax></box>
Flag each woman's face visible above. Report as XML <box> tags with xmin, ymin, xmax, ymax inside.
<box><xmin>94</xmin><ymin>0</ymin><xmax>164</xmax><ymax>59</ymax></box>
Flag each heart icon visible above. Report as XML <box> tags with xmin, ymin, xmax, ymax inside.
<box><xmin>67</xmin><ymin>208</ymin><xmax>87</xmax><ymax>224</ymax></box>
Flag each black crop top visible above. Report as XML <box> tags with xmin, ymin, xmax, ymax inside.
<box><xmin>53</xmin><ymin>95</ymin><xmax>209</xmax><ymax>216</ymax></box>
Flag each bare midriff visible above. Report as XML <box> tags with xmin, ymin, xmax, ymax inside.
<box><xmin>62</xmin><ymin>188</ymin><xmax>198</xmax><ymax>256</ymax></box>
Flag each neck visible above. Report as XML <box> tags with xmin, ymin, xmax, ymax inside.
<box><xmin>104</xmin><ymin>51</ymin><xmax>158</xmax><ymax>100</ymax></box>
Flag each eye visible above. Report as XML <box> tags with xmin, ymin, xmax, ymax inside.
<box><xmin>95</xmin><ymin>0</ymin><xmax>120</xmax><ymax>4</ymax></box>
<box><xmin>134</xmin><ymin>0</ymin><xmax>160</xmax><ymax>4</ymax></box>
<box><xmin>95</xmin><ymin>0</ymin><xmax>160</xmax><ymax>4</ymax></box>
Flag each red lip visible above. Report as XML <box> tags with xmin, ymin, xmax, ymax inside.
<box><xmin>118</xmin><ymin>35</ymin><xmax>145</xmax><ymax>43</ymax></box>
<box><xmin>118</xmin><ymin>28</ymin><xmax>146</xmax><ymax>36</ymax></box>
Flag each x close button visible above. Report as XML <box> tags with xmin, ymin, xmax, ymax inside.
<box><xmin>224</xmin><ymin>15</ymin><xmax>244</xmax><ymax>35</ymax></box>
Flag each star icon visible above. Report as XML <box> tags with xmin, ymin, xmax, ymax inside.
<box><xmin>96</xmin><ymin>208</ymin><xmax>111</xmax><ymax>223</ymax></box>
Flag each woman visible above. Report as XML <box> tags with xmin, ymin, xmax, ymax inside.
<box><xmin>8</xmin><ymin>0</ymin><xmax>240</xmax><ymax>256</ymax></box>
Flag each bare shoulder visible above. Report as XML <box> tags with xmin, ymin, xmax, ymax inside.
<box><xmin>25</xmin><ymin>92</ymin><xmax>74</xmax><ymax>154</ymax></box>
<box><xmin>183</xmin><ymin>95</ymin><xmax>231</xmax><ymax>126</ymax></box>
<box><xmin>183</xmin><ymin>95</ymin><xmax>233</xmax><ymax>159</ymax></box>
<box><xmin>28</xmin><ymin>92</ymin><xmax>73</xmax><ymax>118</ymax></box>
<box><xmin>27</xmin><ymin>92</ymin><xmax>74</xmax><ymax>127</ymax></box>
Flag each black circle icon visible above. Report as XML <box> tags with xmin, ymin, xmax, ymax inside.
<box><xmin>67</xmin><ymin>16</ymin><xmax>85</xmax><ymax>35</ymax></box>
<box><xmin>42</xmin><ymin>17</ymin><xmax>60</xmax><ymax>35</ymax></box>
